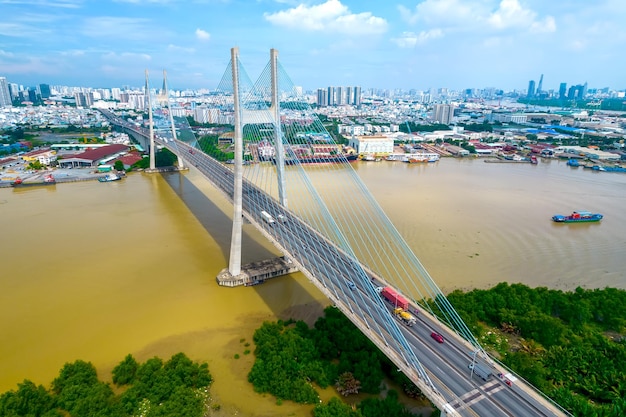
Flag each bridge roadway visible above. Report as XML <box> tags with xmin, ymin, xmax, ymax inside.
<box><xmin>104</xmin><ymin>112</ymin><xmax>566</xmax><ymax>417</ymax></box>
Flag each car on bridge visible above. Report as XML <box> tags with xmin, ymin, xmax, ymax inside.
<box><xmin>431</xmin><ymin>332</ymin><xmax>444</xmax><ymax>344</ymax></box>
<box><xmin>346</xmin><ymin>280</ymin><xmax>356</xmax><ymax>290</ymax></box>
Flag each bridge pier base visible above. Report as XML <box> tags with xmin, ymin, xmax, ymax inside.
<box><xmin>216</xmin><ymin>256</ymin><xmax>298</xmax><ymax>287</ymax></box>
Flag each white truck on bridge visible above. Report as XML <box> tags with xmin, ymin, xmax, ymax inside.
<box><xmin>469</xmin><ymin>362</ymin><xmax>492</xmax><ymax>381</ymax></box>
<box><xmin>260</xmin><ymin>210</ymin><xmax>275</xmax><ymax>225</ymax></box>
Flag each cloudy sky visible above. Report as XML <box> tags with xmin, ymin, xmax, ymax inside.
<box><xmin>1</xmin><ymin>0</ymin><xmax>624</xmax><ymax>92</ymax></box>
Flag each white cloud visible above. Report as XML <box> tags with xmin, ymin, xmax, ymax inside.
<box><xmin>488</xmin><ymin>0</ymin><xmax>532</xmax><ymax>29</ymax></box>
<box><xmin>401</xmin><ymin>0</ymin><xmax>481</xmax><ymax>27</ymax></box>
<box><xmin>530</xmin><ymin>16</ymin><xmax>556</xmax><ymax>34</ymax></box>
<box><xmin>392</xmin><ymin>29</ymin><xmax>443</xmax><ymax>48</ymax></box>
<box><xmin>487</xmin><ymin>0</ymin><xmax>555</xmax><ymax>32</ymax></box>
<box><xmin>59</xmin><ymin>49</ymin><xmax>86</xmax><ymax>56</ymax></box>
<box><xmin>0</xmin><ymin>20</ymin><xmax>53</xmax><ymax>38</ymax></box>
<box><xmin>101</xmin><ymin>51</ymin><xmax>152</xmax><ymax>61</ymax></box>
<box><xmin>112</xmin><ymin>0</ymin><xmax>179</xmax><ymax>4</ymax></box>
<box><xmin>264</xmin><ymin>0</ymin><xmax>387</xmax><ymax>35</ymax></box>
<box><xmin>195</xmin><ymin>28</ymin><xmax>210</xmax><ymax>41</ymax></box>
<box><xmin>399</xmin><ymin>0</ymin><xmax>556</xmax><ymax>36</ymax></box>
<box><xmin>167</xmin><ymin>44</ymin><xmax>195</xmax><ymax>53</ymax></box>
<box><xmin>0</xmin><ymin>0</ymin><xmax>81</xmax><ymax>8</ymax></box>
<box><xmin>82</xmin><ymin>17</ymin><xmax>164</xmax><ymax>41</ymax></box>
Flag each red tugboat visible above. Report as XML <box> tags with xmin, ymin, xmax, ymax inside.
<box><xmin>11</xmin><ymin>174</ymin><xmax>56</xmax><ymax>187</ymax></box>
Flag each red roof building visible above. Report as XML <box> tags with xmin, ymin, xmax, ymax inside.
<box><xmin>110</xmin><ymin>152</ymin><xmax>143</xmax><ymax>169</ymax></box>
<box><xmin>57</xmin><ymin>144</ymin><xmax>130</xmax><ymax>168</ymax></box>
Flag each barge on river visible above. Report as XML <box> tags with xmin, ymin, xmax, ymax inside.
<box><xmin>552</xmin><ymin>211</ymin><xmax>603</xmax><ymax>223</ymax></box>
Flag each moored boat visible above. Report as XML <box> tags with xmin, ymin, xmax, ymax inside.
<box><xmin>98</xmin><ymin>173</ymin><xmax>123</xmax><ymax>182</ymax></box>
<box><xmin>403</xmin><ymin>155</ymin><xmax>428</xmax><ymax>163</ymax></box>
<box><xmin>552</xmin><ymin>211</ymin><xmax>603</xmax><ymax>223</ymax></box>
<box><xmin>11</xmin><ymin>174</ymin><xmax>56</xmax><ymax>187</ymax></box>
<box><xmin>566</xmin><ymin>159</ymin><xmax>580</xmax><ymax>167</ymax></box>
<box><xmin>277</xmin><ymin>153</ymin><xmax>358</xmax><ymax>165</ymax></box>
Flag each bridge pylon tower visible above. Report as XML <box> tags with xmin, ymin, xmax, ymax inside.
<box><xmin>227</xmin><ymin>47</ymin><xmax>287</xmax><ymax>277</ymax></box>
<box><xmin>161</xmin><ymin>69</ymin><xmax>184</xmax><ymax>170</ymax></box>
<box><xmin>145</xmin><ymin>70</ymin><xmax>156</xmax><ymax>171</ymax></box>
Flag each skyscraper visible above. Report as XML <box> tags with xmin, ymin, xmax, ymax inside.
<box><xmin>39</xmin><ymin>83</ymin><xmax>51</xmax><ymax>99</ymax></box>
<box><xmin>336</xmin><ymin>86</ymin><xmax>344</xmax><ymax>105</ymax></box>
<box><xmin>353</xmin><ymin>86</ymin><xmax>361</xmax><ymax>106</ymax></box>
<box><xmin>327</xmin><ymin>86</ymin><xmax>335</xmax><ymax>106</ymax></box>
<box><xmin>527</xmin><ymin>80</ymin><xmax>536</xmax><ymax>98</ymax></box>
<box><xmin>559</xmin><ymin>83</ymin><xmax>567</xmax><ymax>100</ymax></box>
<box><xmin>432</xmin><ymin>104</ymin><xmax>454</xmax><ymax>124</ymax></box>
<box><xmin>8</xmin><ymin>83</ymin><xmax>19</xmax><ymax>100</ymax></box>
<box><xmin>316</xmin><ymin>88</ymin><xmax>328</xmax><ymax>107</ymax></box>
<box><xmin>0</xmin><ymin>77</ymin><xmax>11</xmax><ymax>107</ymax></box>
<box><xmin>346</xmin><ymin>86</ymin><xmax>354</xmax><ymax>105</ymax></box>
<box><xmin>536</xmin><ymin>74</ymin><xmax>544</xmax><ymax>95</ymax></box>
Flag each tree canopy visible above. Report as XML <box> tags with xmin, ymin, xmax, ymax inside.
<box><xmin>0</xmin><ymin>353</ymin><xmax>213</xmax><ymax>417</ymax></box>
<box><xmin>445</xmin><ymin>283</ymin><xmax>626</xmax><ymax>416</ymax></box>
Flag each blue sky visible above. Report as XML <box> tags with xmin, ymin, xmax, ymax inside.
<box><xmin>1</xmin><ymin>0</ymin><xmax>624</xmax><ymax>92</ymax></box>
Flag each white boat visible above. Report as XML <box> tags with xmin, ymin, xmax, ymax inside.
<box><xmin>403</xmin><ymin>152</ymin><xmax>440</xmax><ymax>163</ymax></box>
<box><xmin>98</xmin><ymin>173</ymin><xmax>122</xmax><ymax>182</ymax></box>
<box><xmin>427</xmin><ymin>154</ymin><xmax>440</xmax><ymax>162</ymax></box>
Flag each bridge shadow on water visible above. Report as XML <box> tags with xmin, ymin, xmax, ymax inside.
<box><xmin>153</xmin><ymin>169</ymin><xmax>329</xmax><ymax>325</ymax></box>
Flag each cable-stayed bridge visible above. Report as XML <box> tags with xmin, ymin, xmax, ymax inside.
<box><xmin>103</xmin><ymin>48</ymin><xmax>570</xmax><ymax>417</ymax></box>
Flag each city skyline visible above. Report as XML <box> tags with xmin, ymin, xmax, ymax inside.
<box><xmin>1</xmin><ymin>0</ymin><xmax>625</xmax><ymax>92</ymax></box>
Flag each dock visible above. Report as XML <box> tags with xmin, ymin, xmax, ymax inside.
<box><xmin>216</xmin><ymin>256</ymin><xmax>299</xmax><ymax>287</ymax></box>
<box><xmin>143</xmin><ymin>166</ymin><xmax>189</xmax><ymax>173</ymax></box>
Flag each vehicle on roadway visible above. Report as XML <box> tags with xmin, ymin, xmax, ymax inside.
<box><xmin>277</xmin><ymin>214</ymin><xmax>287</xmax><ymax>223</ymax></box>
<box><xmin>431</xmin><ymin>332</ymin><xmax>444</xmax><ymax>344</ymax></box>
<box><xmin>380</xmin><ymin>286</ymin><xmax>410</xmax><ymax>310</ymax></box>
<box><xmin>260</xmin><ymin>210</ymin><xmax>275</xmax><ymax>225</ymax></box>
<box><xmin>346</xmin><ymin>280</ymin><xmax>356</xmax><ymax>290</ymax></box>
<box><xmin>394</xmin><ymin>307</ymin><xmax>417</xmax><ymax>326</ymax></box>
<box><xmin>469</xmin><ymin>362</ymin><xmax>492</xmax><ymax>381</ymax></box>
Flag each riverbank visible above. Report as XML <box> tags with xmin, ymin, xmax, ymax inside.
<box><xmin>0</xmin><ymin>167</ymin><xmax>125</xmax><ymax>188</ymax></box>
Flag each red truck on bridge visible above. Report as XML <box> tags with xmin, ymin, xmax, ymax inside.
<box><xmin>380</xmin><ymin>286</ymin><xmax>409</xmax><ymax>310</ymax></box>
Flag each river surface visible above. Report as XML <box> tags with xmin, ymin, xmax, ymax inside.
<box><xmin>1</xmin><ymin>157</ymin><xmax>625</xmax><ymax>414</ymax></box>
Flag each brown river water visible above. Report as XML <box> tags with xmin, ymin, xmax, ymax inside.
<box><xmin>1</xmin><ymin>157</ymin><xmax>625</xmax><ymax>415</ymax></box>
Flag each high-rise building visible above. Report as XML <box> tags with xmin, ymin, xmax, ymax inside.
<box><xmin>559</xmin><ymin>83</ymin><xmax>567</xmax><ymax>100</ymax></box>
<box><xmin>317</xmin><ymin>86</ymin><xmax>360</xmax><ymax>107</ymax></box>
<box><xmin>74</xmin><ymin>91</ymin><xmax>93</xmax><ymax>108</ymax></box>
<box><xmin>536</xmin><ymin>74</ymin><xmax>544</xmax><ymax>95</ymax></box>
<box><xmin>8</xmin><ymin>83</ymin><xmax>19</xmax><ymax>100</ymax></box>
<box><xmin>567</xmin><ymin>85</ymin><xmax>585</xmax><ymax>100</ymax></box>
<box><xmin>39</xmin><ymin>83</ymin><xmax>51</xmax><ymax>99</ymax></box>
<box><xmin>0</xmin><ymin>77</ymin><xmax>11</xmax><ymax>107</ymax></box>
<box><xmin>316</xmin><ymin>88</ymin><xmax>328</xmax><ymax>107</ymax></box>
<box><xmin>527</xmin><ymin>80</ymin><xmax>536</xmax><ymax>98</ymax></box>
<box><xmin>432</xmin><ymin>104</ymin><xmax>454</xmax><ymax>124</ymax></box>
<box><xmin>111</xmin><ymin>88</ymin><xmax>121</xmax><ymax>101</ymax></box>
<box><xmin>327</xmin><ymin>86</ymin><xmax>335</xmax><ymax>106</ymax></box>
<box><xmin>346</xmin><ymin>87</ymin><xmax>354</xmax><ymax>105</ymax></box>
<box><xmin>336</xmin><ymin>86</ymin><xmax>344</xmax><ymax>105</ymax></box>
<box><xmin>567</xmin><ymin>85</ymin><xmax>576</xmax><ymax>100</ymax></box>
<box><xmin>27</xmin><ymin>88</ymin><xmax>38</xmax><ymax>103</ymax></box>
